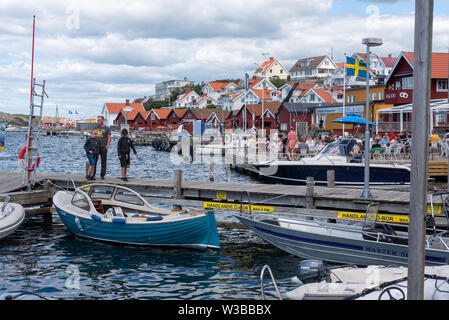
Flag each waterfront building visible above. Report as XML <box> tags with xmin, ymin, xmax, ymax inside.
<box><xmin>384</xmin><ymin>51</ymin><xmax>449</xmax><ymax>106</ymax></box>
<box><xmin>253</xmin><ymin>57</ymin><xmax>289</xmax><ymax>80</ymax></box>
<box><xmin>146</xmin><ymin>108</ymin><xmax>179</xmax><ymax>131</ymax></box>
<box><xmin>114</xmin><ymin>102</ymin><xmax>147</xmax><ymax>130</ymax></box>
<box><xmin>101</xmin><ymin>99</ymin><xmax>144</xmax><ymax>127</ymax></box>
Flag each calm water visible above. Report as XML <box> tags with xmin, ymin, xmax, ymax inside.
<box><xmin>0</xmin><ymin>132</ymin><xmax>302</xmax><ymax>300</ymax></box>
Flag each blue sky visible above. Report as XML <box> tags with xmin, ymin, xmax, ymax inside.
<box><xmin>0</xmin><ymin>0</ymin><xmax>448</xmax><ymax>117</ymax></box>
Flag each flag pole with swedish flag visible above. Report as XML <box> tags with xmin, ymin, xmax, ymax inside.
<box><xmin>346</xmin><ymin>56</ymin><xmax>368</xmax><ymax>78</ymax></box>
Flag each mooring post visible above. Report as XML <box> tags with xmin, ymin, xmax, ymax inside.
<box><xmin>408</xmin><ymin>0</ymin><xmax>433</xmax><ymax>301</ymax></box>
<box><xmin>209</xmin><ymin>153</ymin><xmax>214</xmax><ymax>182</ymax></box>
<box><xmin>327</xmin><ymin>170</ymin><xmax>335</xmax><ymax>188</ymax></box>
<box><xmin>306</xmin><ymin>176</ymin><xmax>315</xmax><ymax>220</ymax></box>
<box><xmin>173</xmin><ymin>169</ymin><xmax>183</xmax><ymax>210</ymax></box>
<box><xmin>226</xmin><ymin>164</ymin><xmax>231</xmax><ymax>182</ymax></box>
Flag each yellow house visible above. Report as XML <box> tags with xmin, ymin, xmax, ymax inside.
<box><xmin>254</xmin><ymin>57</ymin><xmax>289</xmax><ymax>80</ymax></box>
<box><xmin>312</xmin><ymin>85</ymin><xmax>392</xmax><ymax>134</ymax></box>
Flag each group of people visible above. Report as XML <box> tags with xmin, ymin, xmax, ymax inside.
<box><xmin>83</xmin><ymin>115</ymin><xmax>138</xmax><ymax>182</ymax></box>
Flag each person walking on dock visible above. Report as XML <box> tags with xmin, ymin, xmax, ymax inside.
<box><xmin>93</xmin><ymin>115</ymin><xmax>111</xmax><ymax>179</ymax></box>
<box><xmin>117</xmin><ymin>128</ymin><xmax>138</xmax><ymax>182</ymax></box>
<box><xmin>84</xmin><ymin>130</ymin><xmax>99</xmax><ymax>180</ymax></box>
<box><xmin>286</xmin><ymin>129</ymin><xmax>298</xmax><ymax>161</ymax></box>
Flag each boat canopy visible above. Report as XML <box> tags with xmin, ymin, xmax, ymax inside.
<box><xmin>318</xmin><ymin>139</ymin><xmax>356</xmax><ymax>157</ymax></box>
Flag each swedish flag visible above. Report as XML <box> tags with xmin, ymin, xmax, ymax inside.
<box><xmin>346</xmin><ymin>56</ymin><xmax>368</xmax><ymax>78</ymax></box>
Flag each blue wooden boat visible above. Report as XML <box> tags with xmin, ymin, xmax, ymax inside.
<box><xmin>53</xmin><ymin>184</ymin><xmax>220</xmax><ymax>250</ymax></box>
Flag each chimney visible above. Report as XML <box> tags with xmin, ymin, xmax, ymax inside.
<box><xmin>388</xmin><ymin>54</ymin><xmax>392</xmax><ymax>58</ymax></box>
<box><xmin>270</xmin><ymin>57</ymin><xmax>274</xmax><ymax>61</ymax></box>
<box><xmin>185</xmin><ymin>88</ymin><xmax>190</xmax><ymax>93</ymax></box>
<box><xmin>125</xmin><ymin>99</ymin><xmax>130</xmax><ymax>106</ymax></box>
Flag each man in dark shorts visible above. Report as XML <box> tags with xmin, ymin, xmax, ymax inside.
<box><xmin>117</xmin><ymin>128</ymin><xmax>138</xmax><ymax>181</ymax></box>
<box><xmin>93</xmin><ymin>115</ymin><xmax>111</xmax><ymax>179</ymax></box>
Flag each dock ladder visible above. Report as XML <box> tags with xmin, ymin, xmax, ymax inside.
<box><xmin>23</xmin><ymin>78</ymin><xmax>47</xmax><ymax>190</ymax></box>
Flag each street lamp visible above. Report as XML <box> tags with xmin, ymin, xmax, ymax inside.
<box><xmin>361</xmin><ymin>37</ymin><xmax>382</xmax><ymax>199</ymax></box>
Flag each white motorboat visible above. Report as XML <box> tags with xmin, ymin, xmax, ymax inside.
<box><xmin>0</xmin><ymin>196</ymin><xmax>25</xmax><ymax>240</ymax></box>
<box><xmin>284</xmin><ymin>262</ymin><xmax>449</xmax><ymax>300</ymax></box>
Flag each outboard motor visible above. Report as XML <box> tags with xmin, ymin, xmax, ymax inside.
<box><xmin>297</xmin><ymin>260</ymin><xmax>327</xmax><ymax>284</ymax></box>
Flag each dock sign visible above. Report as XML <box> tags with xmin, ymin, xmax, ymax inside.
<box><xmin>203</xmin><ymin>201</ymin><xmax>274</xmax><ymax>213</ymax></box>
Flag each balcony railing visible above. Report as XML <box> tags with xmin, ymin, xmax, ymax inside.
<box><xmin>376</xmin><ymin>121</ymin><xmax>412</xmax><ymax>133</ymax></box>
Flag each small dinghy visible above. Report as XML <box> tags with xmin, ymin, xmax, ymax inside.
<box><xmin>0</xmin><ymin>196</ymin><xmax>25</xmax><ymax>240</ymax></box>
<box><xmin>52</xmin><ymin>184</ymin><xmax>220</xmax><ymax>249</ymax></box>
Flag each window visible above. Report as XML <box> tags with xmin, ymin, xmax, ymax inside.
<box><xmin>309</xmin><ymin>93</ymin><xmax>315</xmax><ymax>101</ymax></box>
<box><xmin>280</xmin><ymin>123</ymin><xmax>287</xmax><ymax>131</ymax></box>
<box><xmin>437</xmin><ymin>80</ymin><xmax>448</xmax><ymax>92</ymax></box>
<box><xmin>305</xmin><ymin>70</ymin><xmax>313</xmax><ymax>76</ymax></box>
<box><xmin>151</xmin><ymin>113</ymin><xmax>156</xmax><ymax>120</ymax></box>
<box><xmin>347</xmin><ymin>95</ymin><xmax>355</xmax><ymax>103</ymax></box>
<box><xmin>114</xmin><ymin>189</ymin><xmax>144</xmax><ymax>206</ymax></box>
<box><xmin>372</xmin><ymin>92</ymin><xmax>377</xmax><ymax>100</ymax></box>
<box><xmin>91</xmin><ymin>185</ymin><xmax>114</xmax><ymax>200</ymax></box>
<box><xmin>71</xmin><ymin>191</ymin><xmax>90</xmax><ymax>211</ymax></box>
<box><xmin>437</xmin><ymin>113</ymin><xmax>447</xmax><ymax>124</ymax></box>
<box><xmin>395</xmin><ymin>81</ymin><xmax>401</xmax><ymax>90</ymax></box>
<box><xmin>402</xmin><ymin>77</ymin><xmax>414</xmax><ymax>90</ymax></box>
<box><xmin>280</xmin><ymin>70</ymin><xmax>283</xmax><ymax>74</ymax></box>
<box><xmin>378</xmin><ymin>91</ymin><xmax>383</xmax><ymax>100</ymax></box>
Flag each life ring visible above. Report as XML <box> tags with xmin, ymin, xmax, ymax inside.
<box><xmin>18</xmin><ymin>146</ymin><xmax>41</xmax><ymax>171</ymax></box>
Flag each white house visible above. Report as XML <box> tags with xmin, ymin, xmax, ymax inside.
<box><xmin>174</xmin><ymin>89</ymin><xmax>200</xmax><ymax>108</ymax></box>
<box><xmin>254</xmin><ymin>57</ymin><xmax>289</xmax><ymax>80</ymax></box>
<box><xmin>202</xmin><ymin>81</ymin><xmax>239</xmax><ymax>102</ymax></box>
<box><xmin>289</xmin><ymin>55</ymin><xmax>337</xmax><ymax>81</ymax></box>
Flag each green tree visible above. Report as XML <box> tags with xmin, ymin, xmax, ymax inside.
<box><xmin>270</xmin><ymin>78</ymin><xmax>287</xmax><ymax>89</ymax></box>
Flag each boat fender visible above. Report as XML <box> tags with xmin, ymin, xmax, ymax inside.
<box><xmin>91</xmin><ymin>214</ymin><xmax>102</xmax><ymax>221</ymax></box>
<box><xmin>112</xmin><ymin>217</ymin><xmax>126</xmax><ymax>224</ymax></box>
<box><xmin>146</xmin><ymin>216</ymin><xmax>163</xmax><ymax>221</ymax></box>
<box><xmin>74</xmin><ymin>217</ymin><xmax>84</xmax><ymax>231</ymax></box>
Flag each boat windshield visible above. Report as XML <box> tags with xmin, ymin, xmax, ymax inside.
<box><xmin>71</xmin><ymin>191</ymin><xmax>91</xmax><ymax>211</ymax></box>
<box><xmin>318</xmin><ymin>139</ymin><xmax>356</xmax><ymax>157</ymax></box>
<box><xmin>114</xmin><ymin>188</ymin><xmax>145</xmax><ymax>206</ymax></box>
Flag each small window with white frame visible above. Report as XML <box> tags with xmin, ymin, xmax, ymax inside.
<box><xmin>437</xmin><ymin>80</ymin><xmax>448</xmax><ymax>92</ymax></box>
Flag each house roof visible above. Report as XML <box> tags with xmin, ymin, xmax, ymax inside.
<box><xmin>112</xmin><ymin>103</ymin><xmax>146</xmax><ymax>121</ymax></box>
<box><xmin>381</xmin><ymin>55</ymin><xmax>398</xmax><ymax>67</ymax></box>
<box><xmin>148</xmin><ymin>108</ymin><xmax>172</xmax><ymax>120</ymax></box>
<box><xmin>302</xmin><ymin>88</ymin><xmax>337</xmax><ymax>103</ymax></box>
<box><xmin>207</xmin><ymin>81</ymin><xmax>238</xmax><ymax>91</ymax></box>
<box><xmin>402</xmin><ymin>51</ymin><xmax>448</xmax><ymax>79</ymax></box>
<box><xmin>255</xmin><ymin>57</ymin><xmax>276</xmax><ymax>74</ymax></box>
<box><xmin>173</xmin><ymin>108</ymin><xmax>187</xmax><ymax>118</ymax></box>
<box><xmin>105</xmin><ymin>102</ymin><xmax>143</xmax><ymax>114</ymax></box>
<box><xmin>175</xmin><ymin>89</ymin><xmax>198</xmax><ymax>102</ymax></box>
<box><xmin>189</xmin><ymin>108</ymin><xmax>229</xmax><ymax>121</ymax></box>
<box><xmin>289</xmin><ymin>55</ymin><xmax>328</xmax><ymax>72</ymax></box>
<box><xmin>251</xmin><ymin>89</ymin><xmax>274</xmax><ymax>100</ymax></box>
<box><xmin>243</xmin><ymin>102</ymin><xmax>282</xmax><ymax>117</ymax></box>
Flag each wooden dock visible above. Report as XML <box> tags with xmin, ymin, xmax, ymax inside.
<box><xmin>1</xmin><ymin>170</ymin><xmax>447</xmax><ymax>227</ymax></box>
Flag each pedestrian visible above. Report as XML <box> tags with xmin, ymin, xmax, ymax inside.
<box><xmin>92</xmin><ymin>115</ymin><xmax>111</xmax><ymax>179</ymax></box>
<box><xmin>84</xmin><ymin>130</ymin><xmax>99</xmax><ymax>181</ymax></box>
<box><xmin>117</xmin><ymin>128</ymin><xmax>138</xmax><ymax>182</ymax></box>
<box><xmin>286</xmin><ymin>129</ymin><xmax>297</xmax><ymax>160</ymax></box>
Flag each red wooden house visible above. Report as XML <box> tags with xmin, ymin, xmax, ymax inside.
<box><xmin>114</xmin><ymin>102</ymin><xmax>147</xmax><ymax>130</ymax></box>
<box><xmin>384</xmin><ymin>51</ymin><xmax>448</xmax><ymax>105</ymax></box>
<box><xmin>146</xmin><ymin>109</ymin><xmax>179</xmax><ymax>131</ymax></box>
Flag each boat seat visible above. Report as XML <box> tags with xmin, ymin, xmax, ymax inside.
<box><xmin>92</xmin><ymin>200</ymin><xmax>104</xmax><ymax>215</ymax></box>
<box><xmin>113</xmin><ymin>207</ymin><xmax>125</xmax><ymax>217</ymax></box>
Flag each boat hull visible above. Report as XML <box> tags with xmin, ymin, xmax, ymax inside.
<box><xmin>237</xmin><ymin>215</ymin><xmax>449</xmax><ymax>266</ymax></box>
<box><xmin>55</xmin><ymin>206</ymin><xmax>220</xmax><ymax>250</ymax></box>
<box><xmin>0</xmin><ymin>202</ymin><xmax>25</xmax><ymax>240</ymax></box>
<box><xmin>252</xmin><ymin>163</ymin><xmax>410</xmax><ymax>186</ymax></box>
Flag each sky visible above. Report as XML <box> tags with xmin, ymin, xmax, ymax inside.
<box><xmin>0</xmin><ymin>0</ymin><xmax>448</xmax><ymax>117</ymax></box>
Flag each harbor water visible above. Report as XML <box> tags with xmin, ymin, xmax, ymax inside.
<box><xmin>0</xmin><ymin>132</ymin><xmax>302</xmax><ymax>300</ymax></box>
